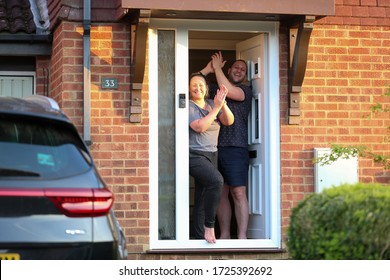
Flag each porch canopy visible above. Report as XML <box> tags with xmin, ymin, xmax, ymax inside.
<box><xmin>121</xmin><ymin>0</ymin><xmax>335</xmax><ymax>124</ymax></box>
<box><xmin>121</xmin><ymin>0</ymin><xmax>334</xmax><ymax>21</ymax></box>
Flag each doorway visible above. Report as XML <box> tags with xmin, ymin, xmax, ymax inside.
<box><xmin>149</xmin><ymin>19</ymin><xmax>281</xmax><ymax>250</ymax></box>
<box><xmin>188</xmin><ymin>32</ymin><xmax>267</xmax><ymax>239</ymax></box>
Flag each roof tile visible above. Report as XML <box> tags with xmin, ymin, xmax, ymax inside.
<box><xmin>0</xmin><ymin>0</ymin><xmax>36</xmax><ymax>34</ymax></box>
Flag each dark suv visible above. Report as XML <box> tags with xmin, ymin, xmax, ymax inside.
<box><xmin>0</xmin><ymin>95</ymin><xmax>127</xmax><ymax>260</ymax></box>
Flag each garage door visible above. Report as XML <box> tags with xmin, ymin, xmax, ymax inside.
<box><xmin>0</xmin><ymin>74</ymin><xmax>34</xmax><ymax>97</ymax></box>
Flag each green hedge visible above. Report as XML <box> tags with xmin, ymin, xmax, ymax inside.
<box><xmin>287</xmin><ymin>183</ymin><xmax>390</xmax><ymax>259</ymax></box>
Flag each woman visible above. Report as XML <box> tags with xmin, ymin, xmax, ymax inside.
<box><xmin>188</xmin><ymin>73</ymin><xmax>234</xmax><ymax>243</ymax></box>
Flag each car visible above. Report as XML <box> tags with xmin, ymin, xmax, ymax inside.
<box><xmin>0</xmin><ymin>95</ymin><xmax>127</xmax><ymax>260</ymax></box>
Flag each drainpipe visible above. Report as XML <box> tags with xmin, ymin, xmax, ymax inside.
<box><xmin>83</xmin><ymin>0</ymin><xmax>91</xmax><ymax>146</ymax></box>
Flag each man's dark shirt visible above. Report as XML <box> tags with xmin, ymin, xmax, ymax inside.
<box><xmin>209</xmin><ymin>83</ymin><xmax>252</xmax><ymax>148</ymax></box>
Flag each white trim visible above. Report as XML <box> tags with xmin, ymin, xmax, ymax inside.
<box><xmin>175</xmin><ymin>28</ymin><xmax>190</xmax><ymax>244</ymax></box>
<box><xmin>265</xmin><ymin>26</ymin><xmax>281</xmax><ymax>242</ymax></box>
<box><xmin>149</xmin><ymin>19</ymin><xmax>280</xmax><ymax>250</ymax></box>
<box><xmin>149</xmin><ymin>27</ymin><xmax>160</xmax><ymax>248</ymax></box>
<box><xmin>151</xmin><ymin>19</ymin><xmax>278</xmax><ymax>33</ymax></box>
<box><xmin>0</xmin><ymin>71</ymin><xmax>35</xmax><ymax>76</ymax></box>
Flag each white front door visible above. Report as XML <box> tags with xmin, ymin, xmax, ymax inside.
<box><xmin>236</xmin><ymin>34</ymin><xmax>267</xmax><ymax>239</ymax></box>
<box><xmin>149</xmin><ymin>19</ymin><xmax>281</xmax><ymax>250</ymax></box>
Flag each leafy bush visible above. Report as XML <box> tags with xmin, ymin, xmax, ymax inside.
<box><xmin>287</xmin><ymin>183</ymin><xmax>390</xmax><ymax>259</ymax></box>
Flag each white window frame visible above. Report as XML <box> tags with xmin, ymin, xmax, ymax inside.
<box><xmin>149</xmin><ymin>19</ymin><xmax>281</xmax><ymax>250</ymax></box>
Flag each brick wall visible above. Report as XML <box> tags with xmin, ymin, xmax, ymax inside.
<box><xmin>50</xmin><ymin>22</ymin><xmax>84</xmax><ymax>129</ymax></box>
<box><xmin>35</xmin><ymin>57</ymin><xmax>51</xmax><ymax>96</ymax></box>
<box><xmin>280</xmin><ymin>0</ymin><xmax>390</xmax><ymax>235</ymax></box>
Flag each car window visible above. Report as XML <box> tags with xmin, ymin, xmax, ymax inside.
<box><xmin>0</xmin><ymin>116</ymin><xmax>92</xmax><ymax>180</ymax></box>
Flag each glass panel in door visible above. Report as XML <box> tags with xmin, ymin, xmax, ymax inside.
<box><xmin>157</xmin><ymin>30</ymin><xmax>176</xmax><ymax>240</ymax></box>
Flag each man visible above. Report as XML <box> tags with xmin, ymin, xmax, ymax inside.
<box><xmin>199</xmin><ymin>51</ymin><xmax>252</xmax><ymax>239</ymax></box>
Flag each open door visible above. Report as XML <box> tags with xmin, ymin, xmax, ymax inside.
<box><xmin>236</xmin><ymin>34</ymin><xmax>267</xmax><ymax>239</ymax></box>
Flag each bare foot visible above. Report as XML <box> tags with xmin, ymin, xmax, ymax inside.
<box><xmin>204</xmin><ymin>226</ymin><xmax>216</xmax><ymax>243</ymax></box>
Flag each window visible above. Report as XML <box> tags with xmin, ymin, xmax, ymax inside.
<box><xmin>0</xmin><ymin>116</ymin><xmax>92</xmax><ymax>180</ymax></box>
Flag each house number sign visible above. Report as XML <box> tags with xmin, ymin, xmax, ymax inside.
<box><xmin>101</xmin><ymin>77</ymin><xmax>118</xmax><ymax>89</ymax></box>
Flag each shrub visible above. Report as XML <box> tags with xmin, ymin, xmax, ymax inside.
<box><xmin>287</xmin><ymin>183</ymin><xmax>390</xmax><ymax>259</ymax></box>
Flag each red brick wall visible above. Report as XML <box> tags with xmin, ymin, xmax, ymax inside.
<box><xmin>35</xmin><ymin>56</ymin><xmax>51</xmax><ymax>96</ymax></box>
<box><xmin>50</xmin><ymin>22</ymin><xmax>84</xmax><ymax>129</ymax></box>
<box><xmin>280</xmin><ymin>0</ymin><xmax>390</xmax><ymax>236</ymax></box>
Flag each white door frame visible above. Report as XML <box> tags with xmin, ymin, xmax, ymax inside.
<box><xmin>149</xmin><ymin>19</ymin><xmax>281</xmax><ymax>250</ymax></box>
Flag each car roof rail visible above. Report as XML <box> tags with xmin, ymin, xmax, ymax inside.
<box><xmin>23</xmin><ymin>95</ymin><xmax>60</xmax><ymax>110</ymax></box>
